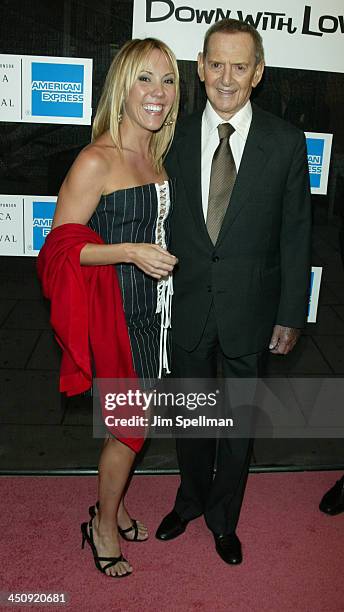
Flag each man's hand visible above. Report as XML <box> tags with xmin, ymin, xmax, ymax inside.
<box><xmin>269</xmin><ymin>325</ymin><xmax>301</xmax><ymax>355</ymax></box>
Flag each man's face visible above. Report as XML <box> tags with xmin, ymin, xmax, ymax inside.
<box><xmin>198</xmin><ymin>31</ymin><xmax>264</xmax><ymax>120</ymax></box>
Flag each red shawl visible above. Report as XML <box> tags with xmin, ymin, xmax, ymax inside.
<box><xmin>37</xmin><ymin>223</ymin><xmax>144</xmax><ymax>453</ymax></box>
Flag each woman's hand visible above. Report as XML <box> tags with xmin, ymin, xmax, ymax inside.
<box><xmin>126</xmin><ymin>243</ymin><xmax>178</xmax><ymax>279</ymax></box>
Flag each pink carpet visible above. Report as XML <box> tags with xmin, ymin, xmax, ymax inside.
<box><xmin>1</xmin><ymin>472</ymin><xmax>343</xmax><ymax>612</ymax></box>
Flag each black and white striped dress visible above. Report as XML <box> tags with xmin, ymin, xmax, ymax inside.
<box><xmin>89</xmin><ymin>179</ymin><xmax>175</xmax><ymax>385</ymax></box>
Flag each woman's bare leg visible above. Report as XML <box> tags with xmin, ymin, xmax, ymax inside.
<box><xmin>90</xmin><ymin>438</ymin><xmax>135</xmax><ymax>576</ymax></box>
<box><xmin>116</xmin><ymin>405</ymin><xmax>151</xmax><ymax>540</ymax></box>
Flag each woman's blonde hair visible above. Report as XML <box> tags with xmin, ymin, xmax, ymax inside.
<box><xmin>92</xmin><ymin>38</ymin><xmax>180</xmax><ymax>172</ymax></box>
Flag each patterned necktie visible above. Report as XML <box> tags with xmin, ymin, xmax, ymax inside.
<box><xmin>206</xmin><ymin>123</ymin><xmax>236</xmax><ymax>245</ymax></box>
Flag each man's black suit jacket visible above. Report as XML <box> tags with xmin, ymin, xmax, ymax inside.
<box><xmin>165</xmin><ymin>103</ymin><xmax>312</xmax><ymax>358</ymax></box>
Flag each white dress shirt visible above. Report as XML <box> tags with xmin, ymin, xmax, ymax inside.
<box><xmin>201</xmin><ymin>99</ymin><xmax>253</xmax><ymax>220</ymax></box>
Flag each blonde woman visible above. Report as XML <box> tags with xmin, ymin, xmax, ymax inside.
<box><xmin>49</xmin><ymin>38</ymin><xmax>179</xmax><ymax>577</ymax></box>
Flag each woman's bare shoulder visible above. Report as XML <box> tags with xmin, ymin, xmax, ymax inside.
<box><xmin>62</xmin><ymin>136</ymin><xmax>118</xmax><ymax>191</ymax></box>
<box><xmin>77</xmin><ymin>138</ymin><xmax>118</xmax><ymax>173</ymax></box>
<box><xmin>53</xmin><ymin>137</ymin><xmax>120</xmax><ymax>226</ymax></box>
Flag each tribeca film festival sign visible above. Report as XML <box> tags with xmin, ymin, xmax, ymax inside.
<box><xmin>0</xmin><ymin>55</ymin><xmax>92</xmax><ymax>124</ymax></box>
<box><xmin>0</xmin><ymin>195</ymin><xmax>57</xmax><ymax>257</ymax></box>
<box><xmin>133</xmin><ymin>0</ymin><xmax>344</xmax><ymax>73</ymax></box>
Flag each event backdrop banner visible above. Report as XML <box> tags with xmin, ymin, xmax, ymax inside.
<box><xmin>0</xmin><ymin>55</ymin><xmax>93</xmax><ymax>124</ymax></box>
<box><xmin>133</xmin><ymin>0</ymin><xmax>344</xmax><ymax>73</ymax></box>
<box><xmin>0</xmin><ymin>194</ymin><xmax>322</xmax><ymax>324</ymax></box>
<box><xmin>0</xmin><ymin>128</ymin><xmax>331</xmax><ymax>255</ymax></box>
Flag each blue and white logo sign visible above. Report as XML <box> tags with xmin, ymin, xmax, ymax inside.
<box><xmin>22</xmin><ymin>55</ymin><xmax>92</xmax><ymax>125</ymax></box>
<box><xmin>24</xmin><ymin>196</ymin><xmax>57</xmax><ymax>255</ymax></box>
<box><xmin>308</xmin><ymin>266</ymin><xmax>322</xmax><ymax>323</ymax></box>
<box><xmin>32</xmin><ymin>201</ymin><xmax>56</xmax><ymax>251</ymax></box>
<box><xmin>305</xmin><ymin>132</ymin><xmax>333</xmax><ymax>195</ymax></box>
<box><xmin>31</xmin><ymin>62</ymin><xmax>84</xmax><ymax>118</ymax></box>
<box><xmin>307</xmin><ymin>138</ymin><xmax>324</xmax><ymax>190</ymax></box>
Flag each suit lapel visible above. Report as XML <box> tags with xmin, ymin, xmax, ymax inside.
<box><xmin>175</xmin><ymin>112</ymin><xmax>214</xmax><ymax>246</ymax></box>
<box><xmin>216</xmin><ymin>105</ymin><xmax>274</xmax><ymax>247</ymax></box>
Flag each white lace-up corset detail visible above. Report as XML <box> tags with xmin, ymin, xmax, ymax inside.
<box><xmin>155</xmin><ymin>181</ymin><xmax>173</xmax><ymax>378</ymax></box>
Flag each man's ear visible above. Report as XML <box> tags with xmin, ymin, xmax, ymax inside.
<box><xmin>252</xmin><ymin>61</ymin><xmax>264</xmax><ymax>88</ymax></box>
<box><xmin>197</xmin><ymin>52</ymin><xmax>205</xmax><ymax>82</ymax></box>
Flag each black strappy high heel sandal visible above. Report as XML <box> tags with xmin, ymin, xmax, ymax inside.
<box><xmin>81</xmin><ymin>519</ymin><xmax>132</xmax><ymax>578</ymax></box>
<box><xmin>88</xmin><ymin>501</ymin><xmax>148</xmax><ymax>543</ymax></box>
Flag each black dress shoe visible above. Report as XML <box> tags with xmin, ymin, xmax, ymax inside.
<box><xmin>155</xmin><ymin>510</ymin><xmax>189</xmax><ymax>541</ymax></box>
<box><xmin>213</xmin><ymin>532</ymin><xmax>242</xmax><ymax>565</ymax></box>
<box><xmin>319</xmin><ymin>476</ymin><xmax>344</xmax><ymax>515</ymax></box>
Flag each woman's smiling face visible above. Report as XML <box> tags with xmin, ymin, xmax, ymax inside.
<box><xmin>122</xmin><ymin>48</ymin><xmax>176</xmax><ymax>134</ymax></box>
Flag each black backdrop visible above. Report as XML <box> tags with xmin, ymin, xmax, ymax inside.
<box><xmin>1</xmin><ymin>0</ymin><xmax>344</xmax><ymax>471</ymax></box>
<box><xmin>1</xmin><ymin>0</ymin><xmax>343</xmax><ymax>205</ymax></box>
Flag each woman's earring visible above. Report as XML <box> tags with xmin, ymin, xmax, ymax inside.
<box><xmin>164</xmin><ymin>114</ymin><xmax>175</xmax><ymax>126</ymax></box>
<box><xmin>118</xmin><ymin>113</ymin><xmax>123</xmax><ymax>123</ymax></box>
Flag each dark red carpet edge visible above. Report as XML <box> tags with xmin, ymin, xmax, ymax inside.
<box><xmin>1</xmin><ymin>472</ymin><xmax>343</xmax><ymax>612</ymax></box>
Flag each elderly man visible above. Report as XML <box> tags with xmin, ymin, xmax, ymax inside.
<box><xmin>156</xmin><ymin>18</ymin><xmax>311</xmax><ymax>564</ymax></box>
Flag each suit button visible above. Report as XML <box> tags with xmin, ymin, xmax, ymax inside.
<box><xmin>212</xmin><ymin>255</ymin><xmax>219</xmax><ymax>262</ymax></box>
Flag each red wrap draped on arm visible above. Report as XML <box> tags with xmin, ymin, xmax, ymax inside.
<box><xmin>37</xmin><ymin>223</ymin><xmax>144</xmax><ymax>453</ymax></box>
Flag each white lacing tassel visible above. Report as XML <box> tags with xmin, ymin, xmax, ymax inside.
<box><xmin>155</xmin><ymin>181</ymin><xmax>172</xmax><ymax>378</ymax></box>
<box><xmin>157</xmin><ymin>273</ymin><xmax>173</xmax><ymax>378</ymax></box>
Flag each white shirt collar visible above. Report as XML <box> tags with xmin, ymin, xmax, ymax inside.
<box><xmin>203</xmin><ymin>99</ymin><xmax>252</xmax><ymax>140</ymax></box>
